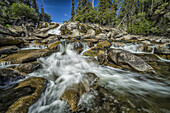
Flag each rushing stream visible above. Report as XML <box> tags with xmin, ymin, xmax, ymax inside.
<box><xmin>25</xmin><ymin>42</ymin><xmax>170</xmax><ymax>113</ymax></box>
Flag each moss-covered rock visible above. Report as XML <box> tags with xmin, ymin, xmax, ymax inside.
<box><xmin>48</xmin><ymin>41</ymin><xmax>60</xmax><ymax>51</ymax></box>
<box><xmin>0</xmin><ymin>35</ymin><xmax>23</xmax><ymax>46</ymax></box>
<box><xmin>0</xmin><ymin>45</ymin><xmax>19</xmax><ymax>54</ymax></box>
<box><xmin>0</xmin><ymin>77</ymin><xmax>47</xmax><ymax>113</ymax></box>
<box><xmin>0</xmin><ymin>49</ymin><xmax>52</xmax><ymax>64</ymax></box>
<box><xmin>97</xmin><ymin>41</ymin><xmax>111</xmax><ymax>48</ymax></box>
<box><xmin>83</xmin><ymin>47</ymin><xmax>105</xmax><ymax>57</ymax></box>
<box><xmin>61</xmin><ymin>72</ymin><xmax>98</xmax><ymax>112</ymax></box>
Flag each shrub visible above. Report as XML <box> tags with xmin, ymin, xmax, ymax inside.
<box><xmin>10</xmin><ymin>3</ymin><xmax>38</xmax><ymax>22</ymax></box>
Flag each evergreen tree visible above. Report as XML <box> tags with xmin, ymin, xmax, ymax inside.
<box><xmin>71</xmin><ymin>0</ymin><xmax>75</xmax><ymax>21</ymax></box>
<box><xmin>32</xmin><ymin>0</ymin><xmax>39</xmax><ymax>14</ymax></box>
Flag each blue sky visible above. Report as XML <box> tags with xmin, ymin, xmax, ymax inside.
<box><xmin>37</xmin><ymin>0</ymin><xmax>98</xmax><ymax>23</ymax></box>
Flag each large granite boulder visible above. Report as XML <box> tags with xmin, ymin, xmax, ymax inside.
<box><xmin>0</xmin><ymin>49</ymin><xmax>52</xmax><ymax>64</ymax></box>
<box><xmin>107</xmin><ymin>48</ymin><xmax>154</xmax><ymax>73</ymax></box>
<box><xmin>0</xmin><ymin>77</ymin><xmax>47</xmax><ymax>113</ymax></box>
<box><xmin>83</xmin><ymin>47</ymin><xmax>105</xmax><ymax>57</ymax></box>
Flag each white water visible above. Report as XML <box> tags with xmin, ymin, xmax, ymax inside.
<box><xmin>28</xmin><ymin>43</ymin><xmax>170</xmax><ymax>113</ymax></box>
<box><xmin>48</xmin><ymin>24</ymin><xmax>62</xmax><ymax>35</ymax></box>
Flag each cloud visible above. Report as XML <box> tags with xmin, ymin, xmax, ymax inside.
<box><xmin>64</xmin><ymin>14</ymin><xmax>68</xmax><ymax>17</ymax></box>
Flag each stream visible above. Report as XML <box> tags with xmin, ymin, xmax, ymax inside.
<box><xmin>24</xmin><ymin>42</ymin><xmax>170</xmax><ymax>113</ymax></box>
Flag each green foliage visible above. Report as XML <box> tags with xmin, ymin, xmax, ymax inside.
<box><xmin>5</xmin><ymin>24</ymin><xmax>11</xmax><ymax>27</ymax></box>
<box><xmin>10</xmin><ymin>2</ymin><xmax>39</xmax><ymax>22</ymax></box>
<box><xmin>39</xmin><ymin>12</ymin><xmax>52</xmax><ymax>23</ymax></box>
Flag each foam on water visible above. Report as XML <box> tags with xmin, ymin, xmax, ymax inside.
<box><xmin>48</xmin><ymin>24</ymin><xmax>62</xmax><ymax>35</ymax></box>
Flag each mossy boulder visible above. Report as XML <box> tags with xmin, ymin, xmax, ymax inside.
<box><xmin>0</xmin><ymin>49</ymin><xmax>52</xmax><ymax>64</ymax></box>
<box><xmin>0</xmin><ymin>45</ymin><xmax>19</xmax><ymax>54</ymax></box>
<box><xmin>0</xmin><ymin>77</ymin><xmax>47</xmax><ymax>113</ymax></box>
<box><xmin>83</xmin><ymin>47</ymin><xmax>105</xmax><ymax>57</ymax></box>
<box><xmin>61</xmin><ymin>72</ymin><xmax>98</xmax><ymax>112</ymax></box>
<box><xmin>48</xmin><ymin>41</ymin><xmax>60</xmax><ymax>51</ymax></box>
<box><xmin>0</xmin><ymin>35</ymin><xmax>23</xmax><ymax>46</ymax></box>
<box><xmin>134</xmin><ymin>53</ymin><xmax>160</xmax><ymax>62</ymax></box>
<box><xmin>97</xmin><ymin>41</ymin><xmax>111</xmax><ymax>48</ymax></box>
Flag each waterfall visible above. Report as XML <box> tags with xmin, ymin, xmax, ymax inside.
<box><xmin>48</xmin><ymin>24</ymin><xmax>62</xmax><ymax>35</ymax></box>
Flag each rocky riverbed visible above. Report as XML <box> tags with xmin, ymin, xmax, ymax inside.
<box><xmin>0</xmin><ymin>21</ymin><xmax>170</xmax><ymax>113</ymax></box>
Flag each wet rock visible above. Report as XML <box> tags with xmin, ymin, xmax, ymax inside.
<box><xmin>97</xmin><ymin>40</ymin><xmax>111</xmax><ymax>49</ymax></box>
<box><xmin>154</xmin><ymin>44</ymin><xmax>170</xmax><ymax>55</ymax></box>
<box><xmin>37</xmin><ymin>23</ymin><xmax>59</xmax><ymax>33</ymax></box>
<box><xmin>0</xmin><ymin>35</ymin><xmax>23</xmax><ymax>46</ymax></box>
<box><xmin>107</xmin><ymin>48</ymin><xmax>154</xmax><ymax>73</ymax></box>
<box><xmin>148</xmin><ymin>61</ymin><xmax>170</xmax><ymax>78</ymax></box>
<box><xmin>83</xmin><ymin>47</ymin><xmax>105</xmax><ymax>57</ymax></box>
<box><xmin>48</xmin><ymin>41</ymin><xmax>60</xmax><ymax>51</ymax></box>
<box><xmin>139</xmin><ymin>45</ymin><xmax>152</xmax><ymax>52</ymax></box>
<box><xmin>61</xmin><ymin>72</ymin><xmax>98</xmax><ymax>112</ymax></box>
<box><xmin>97</xmin><ymin>54</ymin><xmax>108</xmax><ymax>65</ymax></box>
<box><xmin>16</xmin><ymin>62</ymin><xmax>40</xmax><ymax>74</ymax></box>
<box><xmin>0</xmin><ymin>68</ymin><xmax>25</xmax><ymax>86</ymax></box>
<box><xmin>0</xmin><ymin>45</ymin><xmax>19</xmax><ymax>54</ymax></box>
<box><xmin>83</xmin><ymin>38</ymin><xmax>98</xmax><ymax>47</ymax></box>
<box><xmin>0</xmin><ymin>77</ymin><xmax>47</xmax><ymax>113</ymax></box>
<box><xmin>111</xmin><ymin>42</ymin><xmax>125</xmax><ymax>47</ymax></box>
<box><xmin>0</xmin><ymin>49</ymin><xmax>52</xmax><ymax>64</ymax></box>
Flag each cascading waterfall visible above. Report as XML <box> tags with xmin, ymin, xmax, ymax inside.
<box><xmin>48</xmin><ymin>24</ymin><xmax>62</xmax><ymax>35</ymax></box>
<box><xmin>27</xmin><ymin>43</ymin><xmax>170</xmax><ymax>113</ymax></box>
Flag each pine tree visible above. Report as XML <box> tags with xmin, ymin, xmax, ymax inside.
<box><xmin>32</xmin><ymin>0</ymin><xmax>39</xmax><ymax>14</ymax></box>
<box><xmin>71</xmin><ymin>0</ymin><xmax>75</xmax><ymax>21</ymax></box>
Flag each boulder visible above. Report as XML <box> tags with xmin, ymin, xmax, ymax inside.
<box><xmin>16</xmin><ymin>62</ymin><xmax>40</xmax><ymax>74</ymax></box>
<box><xmin>8</xmin><ymin>26</ymin><xmax>24</xmax><ymax>36</ymax></box>
<box><xmin>139</xmin><ymin>45</ymin><xmax>152</xmax><ymax>53</ymax></box>
<box><xmin>35</xmin><ymin>33</ymin><xmax>49</xmax><ymax>38</ymax></box>
<box><xmin>107</xmin><ymin>48</ymin><xmax>154</xmax><ymax>73</ymax></box>
<box><xmin>0</xmin><ymin>35</ymin><xmax>23</xmax><ymax>46</ymax></box>
<box><xmin>134</xmin><ymin>53</ymin><xmax>160</xmax><ymax>62</ymax></box>
<box><xmin>72</xmin><ymin>29</ymin><xmax>81</xmax><ymax>37</ymax></box>
<box><xmin>86</xmin><ymin>29</ymin><xmax>95</xmax><ymax>36</ymax></box>
<box><xmin>61</xmin><ymin>72</ymin><xmax>98</xmax><ymax>112</ymax></box>
<box><xmin>97</xmin><ymin>41</ymin><xmax>111</xmax><ymax>48</ymax></box>
<box><xmin>0</xmin><ymin>77</ymin><xmax>47</xmax><ymax>113</ymax></box>
<box><xmin>0</xmin><ymin>49</ymin><xmax>52</xmax><ymax>64</ymax></box>
<box><xmin>48</xmin><ymin>41</ymin><xmax>60</xmax><ymax>51</ymax></box>
<box><xmin>95</xmin><ymin>33</ymin><xmax>107</xmax><ymax>40</ymax></box>
<box><xmin>0</xmin><ymin>68</ymin><xmax>25</xmax><ymax>86</ymax></box>
<box><xmin>154</xmin><ymin>44</ymin><xmax>170</xmax><ymax>55</ymax></box>
<box><xmin>67</xmin><ymin>22</ymin><xmax>78</xmax><ymax>31</ymax></box>
<box><xmin>0</xmin><ymin>45</ymin><xmax>19</xmax><ymax>54</ymax></box>
<box><xmin>0</xmin><ymin>24</ymin><xmax>17</xmax><ymax>36</ymax></box>
<box><xmin>111</xmin><ymin>42</ymin><xmax>125</xmax><ymax>47</ymax></box>
<box><xmin>83</xmin><ymin>47</ymin><xmax>105</xmax><ymax>57</ymax></box>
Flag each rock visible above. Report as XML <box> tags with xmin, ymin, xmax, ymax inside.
<box><xmin>0</xmin><ymin>68</ymin><xmax>26</xmax><ymax>85</ymax></box>
<box><xmin>154</xmin><ymin>44</ymin><xmax>170</xmax><ymax>55</ymax></box>
<box><xmin>141</xmin><ymin>40</ymin><xmax>151</xmax><ymax>45</ymax></box>
<box><xmin>0</xmin><ymin>49</ymin><xmax>52</xmax><ymax>64</ymax></box>
<box><xmin>0</xmin><ymin>24</ymin><xmax>17</xmax><ymax>36</ymax></box>
<box><xmin>83</xmin><ymin>38</ymin><xmax>98</xmax><ymax>47</ymax></box>
<box><xmin>107</xmin><ymin>48</ymin><xmax>154</xmax><ymax>73</ymax></box>
<box><xmin>37</xmin><ymin>23</ymin><xmax>59</xmax><ymax>33</ymax></box>
<box><xmin>97</xmin><ymin>41</ymin><xmax>111</xmax><ymax>48</ymax></box>
<box><xmin>16</xmin><ymin>62</ymin><xmax>40</xmax><ymax>74</ymax></box>
<box><xmin>95</xmin><ymin>33</ymin><xmax>107</xmax><ymax>40</ymax></box>
<box><xmin>139</xmin><ymin>45</ymin><xmax>152</xmax><ymax>52</ymax></box>
<box><xmin>35</xmin><ymin>33</ymin><xmax>49</xmax><ymax>38</ymax></box>
<box><xmin>72</xmin><ymin>29</ymin><xmax>81</xmax><ymax>37</ymax></box>
<box><xmin>87</xmin><ymin>29</ymin><xmax>95</xmax><ymax>36</ymax></box>
<box><xmin>8</xmin><ymin>26</ymin><xmax>24</xmax><ymax>36</ymax></box>
<box><xmin>97</xmin><ymin>54</ymin><xmax>108</xmax><ymax>65</ymax></box>
<box><xmin>0</xmin><ymin>35</ymin><xmax>23</xmax><ymax>46</ymax></box>
<box><xmin>134</xmin><ymin>53</ymin><xmax>160</xmax><ymax>62</ymax></box>
<box><xmin>0</xmin><ymin>77</ymin><xmax>47</xmax><ymax>113</ymax></box>
<box><xmin>48</xmin><ymin>41</ymin><xmax>60</xmax><ymax>51</ymax></box>
<box><xmin>0</xmin><ymin>45</ymin><xmax>19</xmax><ymax>54</ymax></box>
<box><xmin>83</xmin><ymin>47</ymin><xmax>105</xmax><ymax>57</ymax></box>
<box><xmin>67</xmin><ymin>22</ymin><xmax>78</xmax><ymax>31</ymax></box>
<box><xmin>61</xmin><ymin>72</ymin><xmax>98</xmax><ymax>112</ymax></box>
